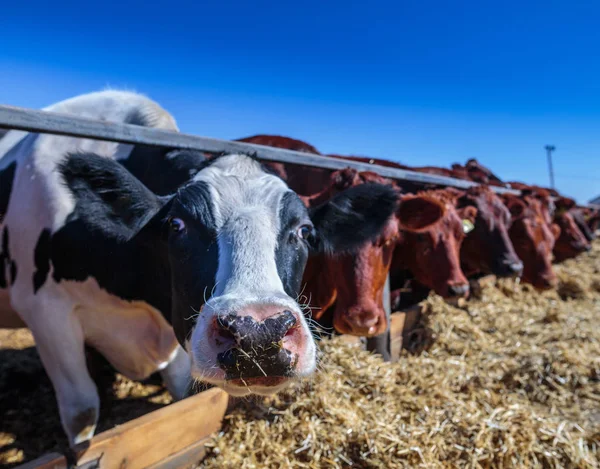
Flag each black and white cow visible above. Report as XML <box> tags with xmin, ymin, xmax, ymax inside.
<box><xmin>0</xmin><ymin>91</ymin><xmax>398</xmax><ymax>447</ymax></box>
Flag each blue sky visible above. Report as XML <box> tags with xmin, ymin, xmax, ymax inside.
<box><xmin>1</xmin><ymin>1</ymin><xmax>599</xmax><ymax>202</ymax></box>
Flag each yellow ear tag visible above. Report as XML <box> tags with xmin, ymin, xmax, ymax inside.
<box><xmin>462</xmin><ymin>219</ymin><xmax>475</xmax><ymax>234</ymax></box>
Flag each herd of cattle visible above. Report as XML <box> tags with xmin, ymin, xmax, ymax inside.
<box><xmin>0</xmin><ymin>90</ymin><xmax>599</xmax><ymax>450</ymax></box>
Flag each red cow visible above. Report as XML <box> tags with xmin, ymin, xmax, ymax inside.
<box><xmin>301</xmin><ymin>168</ymin><xmax>446</xmax><ymax>336</ymax></box>
<box><xmin>571</xmin><ymin>207</ymin><xmax>596</xmax><ymax>242</ymax></box>
<box><xmin>390</xmin><ymin>189</ymin><xmax>474</xmax><ymax>300</ymax></box>
<box><xmin>333</xmin><ymin>155</ymin><xmax>510</xmax><ymax>188</ymax></box>
<box><xmin>456</xmin><ymin>185</ymin><xmax>523</xmax><ymax>277</ymax></box>
<box><xmin>329</xmin><ymin>154</ymin><xmax>473</xmax><ymax>181</ymax></box>
<box><xmin>552</xmin><ymin>197</ymin><xmax>591</xmax><ymax>262</ymax></box>
<box><xmin>502</xmin><ymin>194</ymin><xmax>560</xmax><ymax>289</ymax></box>
<box><xmin>451</xmin><ymin>158</ymin><xmax>508</xmax><ymax>187</ymax></box>
<box><xmin>508</xmin><ymin>182</ymin><xmax>557</xmax><ymax>226</ymax></box>
<box><xmin>235</xmin><ymin>135</ymin><xmax>331</xmax><ymax>195</ymax></box>
<box><xmin>583</xmin><ymin>208</ymin><xmax>600</xmax><ymax>234</ymax></box>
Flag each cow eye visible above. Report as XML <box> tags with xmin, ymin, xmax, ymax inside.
<box><xmin>168</xmin><ymin>217</ymin><xmax>186</xmax><ymax>233</ymax></box>
<box><xmin>297</xmin><ymin>225</ymin><xmax>313</xmax><ymax>240</ymax></box>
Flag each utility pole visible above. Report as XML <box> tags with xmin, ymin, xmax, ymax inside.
<box><xmin>545</xmin><ymin>145</ymin><xmax>556</xmax><ymax>189</ymax></box>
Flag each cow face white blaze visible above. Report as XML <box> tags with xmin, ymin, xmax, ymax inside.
<box><xmin>169</xmin><ymin>155</ymin><xmax>316</xmax><ymax>395</ymax></box>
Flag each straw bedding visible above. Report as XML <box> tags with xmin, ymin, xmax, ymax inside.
<box><xmin>200</xmin><ymin>242</ymin><xmax>600</xmax><ymax>469</ymax></box>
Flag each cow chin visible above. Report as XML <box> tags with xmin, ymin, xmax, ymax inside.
<box><xmin>210</xmin><ymin>377</ymin><xmax>296</xmax><ymax>397</ymax></box>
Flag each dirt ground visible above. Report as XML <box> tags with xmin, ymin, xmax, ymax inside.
<box><xmin>0</xmin><ymin>329</ymin><xmax>173</xmax><ymax>467</ymax></box>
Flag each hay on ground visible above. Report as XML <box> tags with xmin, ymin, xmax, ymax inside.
<box><xmin>199</xmin><ymin>242</ymin><xmax>600</xmax><ymax>468</ymax></box>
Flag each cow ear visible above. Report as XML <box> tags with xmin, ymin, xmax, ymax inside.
<box><xmin>163</xmin><ymin>149</ymin><xmax>209</xmax><ymax>180</ymax></box>
<box><xmin>551</xmin><ymin>223</ymin><xmax>561</xmax><ymax>239</ymax></box>
<box><xmin>504</xmin><ymin>197</ymin><xmax>525</xmax><ymax>218</ymax></box>
<box><xmin>308</xmin><ymin>183</ymin><xmax>398</xmax><ymax>253</ymax></box>
<box><xmin>397</xmin><ymin>196</ymin><xmax>445</xmax><ymax>232</ymax></box>
<box><xmin>59</xmin><ymin>152</ymin><xmax>167</xmax><ymax>240</ymax></box>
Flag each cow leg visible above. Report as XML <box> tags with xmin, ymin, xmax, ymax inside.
<box><xmin>24</xmin><ymin>298</ymin><xmax>99</xmax><ymax>448</ymax></box>
<box><xmin>159</xmin><ymin>344</ymin><xmax>191</xmax><ymax>401</ymax></box>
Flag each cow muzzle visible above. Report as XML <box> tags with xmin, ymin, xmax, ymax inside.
<box><xmin>215</xmin><ymin>311</ymin><xmax>298</xmax><ymax>381</ymax></box>
<box><xmin>190</xmin><ymin>298</ymin><xmax>316</xmax><ymax>395</ymax></box>
<box><xmin>447</xmin><ymin>283</ymin><xmax>470</xmax><ymax>298</ymax></box>
<box><xmin>496</xmin><ymin>258</ymin><xmax>524</xmax><ymax>278</ymax></box>
<box><xmin>334</xmin><ymin>304</ymin><xmax>387</xmax><ymax>337</ymax></box>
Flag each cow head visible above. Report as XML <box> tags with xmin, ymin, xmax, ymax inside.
<box><xmin>584</xmin><ymin>208</ymin><xmax>600</xmax><ymax>235</ymax></box>
<box><xmin>553</xmin><ymin>205</ymin><xmax>591</xmax><ymax>262</ymax></box>
<box><xmin>59</xmin><ymin>153</ymin><xmax>397</xmax><ymax>396</ymax></box>
<box><xmin>521</xmin><ymin>187</ymin><xmax>556</xmax><ymax>225</ymax></box>
<box><xmin>300</xmin><ymin>169</ymin><xmax>400</xmax><ymax>337</ymax></box>
<box><xmin>457</xmin><ymin>186</ymin><xmax>523</xmax><ymax>278</ymax></box>
<box><xmin>502</xmin><ymin>194</ymin><xmax>558</xmax><ymax>290</ymax></box>
<box><xmin>571</xmin><ymin>208</ymin><xmax>596</xmax><ymax>242</ymax></box>
<box><xmin>393</xmin><ymin>189</ymin><xmax>472</xmax><ymax>299</ymax></box>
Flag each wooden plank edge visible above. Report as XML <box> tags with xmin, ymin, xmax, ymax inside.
<box><xmin>15</xmin><ymin>388</ymin><xmax>228</xmax><ymax>469</ymax></box>
<box><xmin>390</xmin><ymin>306</ymin><xmax>424</xmax><ymax>361</ymax></box>
<box><xmin>13</xmin><ymin>452</ymin><xmax>66</xmax><ymax>469</ymax></box>
<box><xmin>338</xmin><ymin>306</ymin><xmax>424</xmax><ymax>362</ymax></box>
<box><xmin>146</xmin><ymin>436</ymin><xmax>212</xmax><ymax>469</ymax></box>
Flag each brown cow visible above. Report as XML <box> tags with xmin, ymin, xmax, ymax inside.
<box><xmin>301</xmin><ymin>168</ymin><xmax>445</xmax><ymax>336</ymax></box>
<box><xmin>391</xmin><ymin>189</ymin><xmax>474</xmax><ymax>300</ymax></box>
<box><xmin>571</xmin><ymin>207</ymin><xmax>596</xmax><ymax>242</ymax></box>
<box><xmin>584</xmin><ymin>207</ymin><xmax>600</xmax><ymax>234</ymax></box>
<box><xmin>552</xmin><ymin>197</ymin><xmax>591</xmax><ymax>262</ymax></box>
<box><xmin>456</xmin><ymin>185</ymin><xmax>523</xmax><ymax>278</ymax></box>
<box><xmin>451</xmin><ymin>158</ymin><xmax>507</xmax><ymax>187</ymax></box>
<box><xmin>235</xmin><ymin>134</ymin><xmax>331</xmax><ymax>195</ymax></box>
<box><xmin>508</xmin><ymin>182</ymin><xmax>557</xmax><ymax>226</ymax></box>
<box><xmin>502</xmin><ymin>194</ymin><xmax>560</xmax><ymax>289</ymax></box>
<box><xmin>328</xmin><ymin>154</ymin><xmax>473</xmax><ymax>181</ymax></box>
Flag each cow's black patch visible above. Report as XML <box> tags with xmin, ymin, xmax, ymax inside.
<box><xmin>275</xmin><ymin>192</ymin><xmax>311</xmax><ymax>299</ymax></box>
<box><xmin>0</xmin><ymin>162</ymin><xmax>16</xmax><ymax>224</ymax></box>
<box><xmin>0</xmin><ymin>226</ymin><xmax>17</xmax><ymax>288</ymax></box>
<box><xmin>33</xmin><ymin>229</ymin><xmax>52</xmax><ymax>293</ymax></box>
<box><xmin>162</xmin><ymin>181</ymin><xmax>219</xmax><ymax>345</ymax></box>
<box><xmin>10</xmin><ymin>260</ymin><xmax>17</xmax><ymax>285</ymax></box>
<box><xmin>51</xmin><ymin>153</ymin><xmax>172</xmax><ymax>316</ymax></box>
<box><xmin>118</xmin><ymin>146</ymin><xmax>209</xmax><ymax>196</ymax></box>
<box><xmin>0</xmin><ymin>227</ymin><xmax>9</xmax><ymax>288</ymax></box>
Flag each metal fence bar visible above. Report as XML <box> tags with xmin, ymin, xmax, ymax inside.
<box><xmin>0</xmin><ymin>104</ymin><xmax>521</xmax><ymax>195</ymax></box>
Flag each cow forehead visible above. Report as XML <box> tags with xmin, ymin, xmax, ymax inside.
<box><xmin>192</xmin><ymin>154</ymin><xmax>292</xmax><ymax>230</ymax></box>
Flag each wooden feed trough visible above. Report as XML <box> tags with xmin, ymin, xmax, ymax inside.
<box><xmin>16</xmin><ymin>388</ymin><xmax>228</xmax><ymax>469</ymax></box>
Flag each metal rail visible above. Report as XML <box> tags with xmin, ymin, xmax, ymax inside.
<box><xmin>0</xmin><ymin>104</ymin><xmax>520</xmax><ymax>195</ymax></box>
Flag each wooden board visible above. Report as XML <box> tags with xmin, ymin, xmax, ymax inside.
<box><xmin>15</xmin><ymin>453</ymin><xmax>67</xmax><ymax>469</ymax></box>
<box><xmin>17</xmin><ymin>388</ymin><xmax>228</xmax><ymax>469</ymax></box>
<box><xmin>389</xmin><ymin>306</ymin><xmax>423</xmax><ymax>360</ymax></box>
<box><xmin>339</xmin><ymin>306</ymin><xmax>423</xmax><ymax>362</ymax></box>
